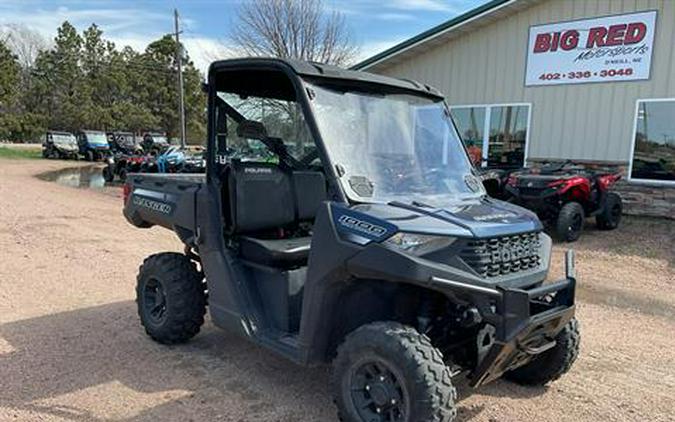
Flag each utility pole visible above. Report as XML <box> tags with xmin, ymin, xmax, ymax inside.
<box><xmin>174</xmin><ymin>8</ymin><xmax>186</xmax><ymax>148</ymax></box>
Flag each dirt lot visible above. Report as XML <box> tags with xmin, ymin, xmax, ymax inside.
<box><xmin>1</xmin><ymin>158</ymin><xmax>674</xmax><ymax>422</ymax></box>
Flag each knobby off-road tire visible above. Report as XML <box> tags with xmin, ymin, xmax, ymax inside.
<box><xmin>556</xmin><ymin>202</ymin><xmax>585</xmax><ymax>242</ymax></box>
<box><xmin>332</xmin><ymin>322</ymin><xmax>457</xmax><ymax>422</ymax></box>
<box><xmin>136</xmin><ymin>252</ymin><xmax>206</xmax><ymax>344</ymax></box>
<box><xmin>596</xmin><ymin>192</ymin><xmax>622</xmax><ymax>230</ymax></box>
<box><xmin>505</xmin><ymin>317</ymin><xmax>580</xmax><ymax>386</ymax></box>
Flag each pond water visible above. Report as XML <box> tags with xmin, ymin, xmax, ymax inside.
<box><xmin>36</xmin><ymin>165</ymin><xmax>121</xmax><ymax>189</ymax></box>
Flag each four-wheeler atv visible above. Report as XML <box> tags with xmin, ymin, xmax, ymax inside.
<box><xmin>102</xmin><ymin>154</ymin><xmax>149</xmax><ymax>183</ymax></box>
<box><xmin>140</xmin><ymin>132</ymin><xmax>169</xmax><ymax>154</ymax></box>
<box><xmin>505</xmin><ymin>162</ymin><xmax>623</xmax><ymax>242</ymax></box>
<box><xmin>42</xmin><ymin>131</ymin><xmax>79</xmax><ymax>160</ymax></box>
<box><xmin>123</xmin><ymin>58</ymin><xmax>580</xmax><ymax>422</ymax></box>
<box><xmin>77</xmin><ymin>130</ymin><xmax>111</xmax><ymax>161</ymax></box>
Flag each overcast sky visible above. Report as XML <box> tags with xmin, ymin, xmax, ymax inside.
<box><xmin>0</xmin><ymin>0</ymin><xmax>486</xmax><ymax>72</ymax></box>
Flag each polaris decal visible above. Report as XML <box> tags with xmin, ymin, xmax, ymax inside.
<box><xmin>331</xmin><ymin>205</ymin><xmax>397</xmax><ymax>244</ymax></box>
<box><xmin>490</xmin><ymin>241</ymin><xmax>539</xmax><ymax>264</ymax></box>
<box><xmin>132</xmin><ymin>195</ymin><xmax>173</xmax><ymax>215</ymax></box>
<box><xmin>244</xmin><ymin>167</ymin><xmax>273</xmax><ymax>174</ymax></box>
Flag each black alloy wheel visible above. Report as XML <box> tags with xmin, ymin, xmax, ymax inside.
<box><xmin>349</xmin><ymin>358</ymin><xmax>409</xmax><ymax>422</ymax></box>
<box><xmin>142</xmin><ymin>277</ymin><xmax>168</xmax><ymax>326</ymax></box>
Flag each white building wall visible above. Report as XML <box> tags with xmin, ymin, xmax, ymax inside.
<box><xmin>370</xmin><ymin>0</ymin><xmax>675</xmax><ymax>164</ymax></box>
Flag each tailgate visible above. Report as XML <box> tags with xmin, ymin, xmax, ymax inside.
<box><xmin>123</xmin><ymin>173</ymin><xmax>204</xmax><ymax>238</ymax></box>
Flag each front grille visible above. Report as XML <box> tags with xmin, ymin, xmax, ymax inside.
<box><xmin>460</xmin><ymin>232</ymin><xmax>542</xmax><ymax>278</ymax></box>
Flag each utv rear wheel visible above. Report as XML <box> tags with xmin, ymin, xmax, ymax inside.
<box><xmin>332</xmin><ymin>322</ymin><xmax>457</xmax><ymax>422</ymax></box>
<box><xmin>136</xmin><ymin>252</ymin><xmax>206</xmax><ymax>344</ymax></box>
<box><xmin>505</xmin><ymin>317</ymin><xmax>580</xmax><ymax>386</ymax></box>
<box><xmin>556</xmin><ymin>202</ymin><xmax>584</xmax><ymax>242</ymax></box>
<box><xmin>596</xmin><ymin>192</ymin><xmax>622</xmax><ymax>230</ymax></box>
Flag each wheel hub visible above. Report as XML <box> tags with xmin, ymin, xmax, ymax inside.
<box><xmin>143</xmin><ymin>278</ymin><xmax>167</xmax><ymax>325</ymax></box>
<box><xmin>369</xmin><ymin>381</ymin><xmax>395</xmax><ymax>407</ymax></box>
<box><xmin>350</xmin><ymin>360</ymin><xmax>407</xmax><ymax>421</ymax></box>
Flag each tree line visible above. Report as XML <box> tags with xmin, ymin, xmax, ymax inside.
<box><xmin>0</xmin><ymin>22</ymin><xmax>206</xmax><ymax>143</ymax></box>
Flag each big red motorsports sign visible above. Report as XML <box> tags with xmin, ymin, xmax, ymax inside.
<box><xmin>525</xmin><ymin>11</ymin><xmax>657</xmax><ymax>86</ymax></box>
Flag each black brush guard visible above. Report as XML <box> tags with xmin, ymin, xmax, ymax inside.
<box><xmin>431</xmin><ymin>250</ymin><xmax>577</xmax><ymax>388</ymax></box>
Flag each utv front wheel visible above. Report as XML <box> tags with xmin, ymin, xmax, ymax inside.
<box><xmin>505</xmin><ymin>317</ymin><xmax>580</xmax><ymax>386</ymax></box>
<box><xmin>596</xmin><ymin>192</ymin><xmax>622</xmax><ymax>230</ymax></box>
<box><xmin>556</xmin><ymin>202</ymin><xmax>584</xmax><ymax>242</ymax></box>
<box><xmin>332</xmin><ymin>322</ymin><xmax>457</xmax><ymax>422</ymax></box>
<box><xmin>136</xmin><ymin>252</ymin><xmax>206</xmax><ymax>344</ymax></box>
<box><xmin>102</xmin><ymin>166</ymin><xmax>114</xmax><ymax>182</ymax></box>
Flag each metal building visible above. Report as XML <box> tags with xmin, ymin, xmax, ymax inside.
<box><xmin>354</xmin><ymin>0</ymin><xmax>675</xmax><ymax>217</ymax></box>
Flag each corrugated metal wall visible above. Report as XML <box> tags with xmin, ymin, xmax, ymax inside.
<box><xmin>372</xmin><ymin>0</ymin><xmax>675</xmax><ymax>164</ymax></box>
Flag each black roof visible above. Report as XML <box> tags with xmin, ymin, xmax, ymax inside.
<box><xmin>208</xmin><ymin>57</ymin><xmax>444</xmax><ymax>99</ymax></box>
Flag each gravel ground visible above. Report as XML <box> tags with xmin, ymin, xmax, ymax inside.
<box><xmin>1</xmin><ymin>158</ymin><xmax>674</xmax><ymax>422</ymax></box>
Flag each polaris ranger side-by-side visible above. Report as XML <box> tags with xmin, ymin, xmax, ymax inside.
<box><xmin>77</xmin><ymin>130</ymin><xmax>111</xmax><ymax>161</ymax></box>
<box><xmin>123</xmin><ymin>59</ymin><xmax>579</xmax><ymax>422</ymax></box>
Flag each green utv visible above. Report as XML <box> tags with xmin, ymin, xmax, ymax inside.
<box><xmin>123</xmin><ymin>58</ymin><xmax>580</xmax><ymax>422</ymax></box>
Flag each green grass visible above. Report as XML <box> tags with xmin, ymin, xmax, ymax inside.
<box><xmin>0</xmin><ymin>146</ymin><xmax>43</xmax><ymax>159</ymax></box>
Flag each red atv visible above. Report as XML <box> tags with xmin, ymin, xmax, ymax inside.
<box><xmin>102</xmin><ymin>153</ymin><xmax>150</xmax><ymax>183</ymax></box>
<box><xmin>505</xmin><ymin>162</ymin><xmax>623</xmax><ymax>241</ymax></box>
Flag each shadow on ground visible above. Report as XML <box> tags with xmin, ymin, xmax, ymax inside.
<box><xmin>0</xmin><ymin>301</ymin><xmax>554</xmax><ymax>421</ymax></box>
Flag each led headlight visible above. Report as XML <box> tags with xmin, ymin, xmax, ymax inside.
<box><xmin>383</xmin><ymin>233</ymin><xmax>455</xmax><ymax>256</ymax></box>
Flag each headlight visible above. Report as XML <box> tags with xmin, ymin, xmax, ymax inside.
<box><xmin>383</xmin><ymin>233</ymin><xmax>455</xmax><ymax>256</ymax></box>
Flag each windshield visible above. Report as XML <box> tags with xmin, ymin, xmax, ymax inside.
<box><xmin>51</xmin><ymin>133</ymin><xmax>76</xmax><ymax>145</ymax></box>
<box><xmin>86</xmin><ymin>132</ymin><xmax>108</xmax><ymax>145</ymax></box>
<box><xmin>307</xmin><ymin>82</ymin><xmax>483</xmax><ymax>204</ymax></box>
<box><xmin>152</xmin><ymin>135</ymin><xmax>168</xmax><ymax>144</ymax></box>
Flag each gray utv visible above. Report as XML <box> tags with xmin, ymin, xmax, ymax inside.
<box><xmin>42</xmin><ymin>130</ymin><xmax>79</xmax><ymax>159</ymax></box>
<box><xmin>123</xmin><ymin>58</ymin><xmax>579</xmax><ymax>422</ymax></box>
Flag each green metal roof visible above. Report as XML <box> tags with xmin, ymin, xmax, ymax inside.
<box><xmin>352</xmin><ymin>0</ymin><xmax>515</xmax><ymax>70</ymax></box>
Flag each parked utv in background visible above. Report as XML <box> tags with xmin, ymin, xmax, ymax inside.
<box><xmin>108</xmin><ymin>131</ymin><xmax>142</xmax><ymax>155</ymax></box>
<box><xmin>141</xmin><ymin>132</ymin><xmax>169</xmax><ymax>153</ymax></box>
<box><xmin>123</xmin><ymin>58</ymin><xmax>579</xmax><ymax>422</ymax></box>
<box><xmin>505</xmin><ymin>162</ymin><xmax>623</xmax><ymax>241</ymax></box>
<box><xmin>77</xmin><ymin>130</ymin><xmax>110</xmax><ymax>161</ymax></box>
<box><xmin>42</xmin><ymin>131</ymin><xmax>79</xmax><ymax>159</ymax></box>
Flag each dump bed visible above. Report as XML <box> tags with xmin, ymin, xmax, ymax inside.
<box><xmin>123</xmin><ymin>173</ymin><xmax>204</xmax><ymax>244</ymax></box>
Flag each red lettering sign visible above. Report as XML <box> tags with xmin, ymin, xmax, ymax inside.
<box><xmin>533</xmin><ymin>33</ymin><xmax>551</xmax><ymax>53</ymax></box>
<box><xmin>624</xmin><ymin>22</ymin><xmax>647</xmax><ymax>44</ymax></box>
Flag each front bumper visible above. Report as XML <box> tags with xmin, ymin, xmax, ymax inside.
<box><xmin>432</xmin><ymin>250</ymin><xmax>577</xmax><ymax>388</ymax></box>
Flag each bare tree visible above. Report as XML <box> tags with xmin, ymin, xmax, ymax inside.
<box><xmin>0</xmin><ymin>24</ymin><xmax>49</xmax><ymax>68</ymax></box>
<box><xmin>231</xmin><ymin>0</ymin><xmax>358</xmax><ymax>66</ymax></box>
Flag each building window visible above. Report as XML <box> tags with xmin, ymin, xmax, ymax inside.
<box><xmin>450</xmin><ymin>104</ymin><xmax>530</xmax><ymax>169</ymax></box>
<box><xmin>630</xmin><ymin>99</ymin><xmax>675</xmax><ymax>183</ymax></box>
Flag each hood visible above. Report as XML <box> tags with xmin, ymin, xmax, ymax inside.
<box><xmin>55</xmin><ymin>142</ymin><xmax>78</xmax><ymax>151</ymax></box>
<box><xmin>352</xmin><ymin>196</ymin><xmax>542</xmax><ymax>238</ymax></box>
